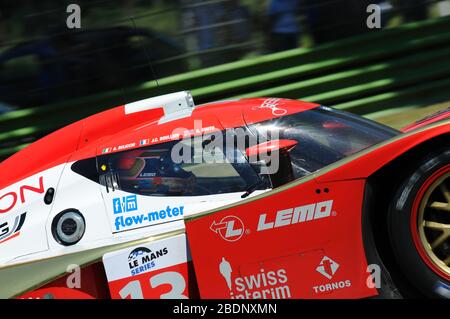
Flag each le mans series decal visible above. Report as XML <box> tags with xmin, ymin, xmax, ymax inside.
<box><xmin>111</xmin><ymin>194</ymin><xmax>184</xmax><ymax>232</ymax></box>
<box><xmin>103</xmin><ymin>234</ymin><xmax>197</xmax><ymax>299</ymax></box>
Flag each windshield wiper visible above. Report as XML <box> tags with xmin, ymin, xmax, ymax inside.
<box><xmin>241</xmin><ymin>179</ymin><xmax>266</xmax><ymax>198</ymax></box>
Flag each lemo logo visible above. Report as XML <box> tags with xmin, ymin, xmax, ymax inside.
<box><xmin>210</xmin><ymin>216</ymin><xmax>245</xmax><ymax>242</ymax></box>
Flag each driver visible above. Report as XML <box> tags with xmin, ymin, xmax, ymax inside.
<box><xmin>116</xmin><ymin>150</ymin><xmax>195</xmax><ymax>195</ymax></box>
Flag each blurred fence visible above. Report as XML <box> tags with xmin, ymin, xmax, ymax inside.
<box><xmin>1</xmin><ymin>15</ymin><xmax>450</xmax><ymax>161</ymax></box>
<box><xmin>0</xmin><ymin>0</ymin><xmax>447</xmax><ymax>108</ymax></box>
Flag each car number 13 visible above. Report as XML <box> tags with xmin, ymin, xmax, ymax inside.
<box><xmin>119</xmin><ymin>271</ymin><xmax>188</xmax><ymax>299</ymax></box>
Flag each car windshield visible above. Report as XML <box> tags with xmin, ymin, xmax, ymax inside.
<box><xmin>246</xmin><ymin>106</ymin><xmax>400</xmax><ymax>179</ymax></box>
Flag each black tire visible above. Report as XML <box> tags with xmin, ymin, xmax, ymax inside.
<box><xmin>388</xmin><ymin>148</ymin><xmax>450</xmax><ymax>298</ymax></box>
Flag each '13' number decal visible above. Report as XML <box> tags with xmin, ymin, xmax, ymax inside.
<box><xmin>119</xmin><ymin>271</ymin><xmax>188</xmax><ymax>299</ymax></box>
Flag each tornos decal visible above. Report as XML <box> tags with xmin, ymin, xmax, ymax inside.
<box><xmin>316</xmin><ymin>256</ymin><xmax>339</xmax><ymax>280</ymax></box>
<box><xmin>312</xmin><ymin>256</ymin><xmax>352</xmax><ymax>295</ymax></box>
<box><xmin>0</xmin><ymin>177</ymin><xmax>45</xmax><ymax>214</ymax></box>
<box><xmin>219</xmin><ymin>257</ymin><xmax>291</xmax><ymax>299</ymax></box>
<box><xmin>0</xmin><ymin>212</ymin><xmax>26</xmax><ymax>244</ymax></box>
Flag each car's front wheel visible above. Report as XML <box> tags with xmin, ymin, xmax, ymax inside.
<box><xmin>389</xmin><ymin>149</ymin><xmax>450</xmax><ymax>298</ymax></box>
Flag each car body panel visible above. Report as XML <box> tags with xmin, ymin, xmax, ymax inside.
<box><xmin>0</xmin><ymin>92</ymin><xmax>449</xmax><ymax>299</ymax></box>
<box><xmin>402</xmin><ymin>107</ymin><xmax>450</xmax><ymax>132</ymax></box>
<box><xmin>185</xmin><ymin>178</ymin><xmax>376</xmax><ymax>299</ymax></box>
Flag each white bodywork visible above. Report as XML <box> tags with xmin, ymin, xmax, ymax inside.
<box><xmin>0</xmin><ymin>163</ymin><xmax>267</xmax><ymax>266</ymax></box>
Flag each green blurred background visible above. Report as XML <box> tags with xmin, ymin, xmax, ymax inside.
<box><xmin>0</xmin><ymin>0</ymin><xmax>450</xmax><ymax>161</ymax></box>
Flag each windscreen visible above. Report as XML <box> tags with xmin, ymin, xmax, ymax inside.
<box><xmin>247</xmin><ymin>106</ymin><xmax>400</xmax><ymax>179</ymax></box>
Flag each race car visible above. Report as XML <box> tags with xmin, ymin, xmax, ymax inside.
<box><xmin>0</xmin><ymin>91</ymin><xmax>448</xmax><ymax>299</ymax></box>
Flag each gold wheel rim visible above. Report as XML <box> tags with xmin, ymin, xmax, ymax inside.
<box><xmin>417</xmin><ymin>171</ymin><xmax>450</xmax><ymax>277</ymax></box>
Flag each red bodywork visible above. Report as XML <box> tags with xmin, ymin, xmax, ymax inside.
<box><xmin>3</xmin><ymin>97</ymin><xmax>449</xmax><ymax>299</ymax></box>
<box><xmin>402</xmin><ymin>107</ymin><xmax>450</xmax><ymax>132</ymax></box>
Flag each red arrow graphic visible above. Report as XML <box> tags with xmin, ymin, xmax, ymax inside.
<box><xmin>210</xmin><ymin>220</ymin><xmax>228</xmax><ymax>233</ymax></box>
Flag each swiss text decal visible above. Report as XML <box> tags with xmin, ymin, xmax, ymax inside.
<box><xmin>219</xmin><ymin>257</ymin><xmax>292</xmax><ymax>299</ymax></box>
<box><xmin>186</xmin><ymin>179</ymin><xmax>378</xmax><ymax>299</ymax></box>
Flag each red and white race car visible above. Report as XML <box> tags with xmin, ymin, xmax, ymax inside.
<box><xmin>0</xmin><ymin>92</ymin><xmax>448</xmax><ymax>299</ymax></box>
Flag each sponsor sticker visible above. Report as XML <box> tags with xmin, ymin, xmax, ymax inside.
<box><xmin>0</xmin><ymin>177</ymin><xmax>45</xmax><ymax>214</ymax></box>
<box><xmin>219</xmin><ymin>257</ymin><xmax>292</xmax><ymax>299</ymax></box>
<box><xmin>316</xmin><ymin>256</ymin><xmax>339</xmax><ymax>280</ymax></box>
<box><xmin>127</xmin><ymin>246</ymin><xmax>169</xmax><ymax>276</ymax></box>
<box><xmin>257</xmin><ymin>200</ymin><xmax>334</xmax><ymax>232</ymax></box>
<box><xmin>210</xmin><ymin>216</ymin><xmax>245</xmax><ymax>242</ymax></box>
<box><xmin>113</xmin><ymin>195</ymin><xmax>138</xmax><ymax>214</ymax></box>
<box><xmin>312</xmin><ymin>256</ymin><xmax>352</xmax><ymax>295</ymax></box>
<box><xmin>209</xmin><ymin>200</ymin><xmax>334</xmax><ymax>240</ymax></box>
<box><xmin>252</xmin><ymin>98</ymin><xmax>287</xmax><ymax>116</ymax></box>
<box><xmin>103</xmin><ymin>234</ymin><xmax>198</xmax><ymax>299</ymax></box>
<box><xmin>111</xmin><ymin>195</ymin><xmax>184</xmax><ymax>232</ymax></box>
<box><xmin>0</xmin><ymin>212</ymin><xmax>26</xmax><ymax>244</ymax></box>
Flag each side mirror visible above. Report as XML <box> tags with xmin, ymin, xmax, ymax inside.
<box><xmin>245</xmin><ymin>139</ymin><xmax>298</xmax><ymax>159</ymax></box>
<box><xmin>246</xmin><ymin>139</ymin><xmax>298</xmax><ymax>189</ymax></box>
